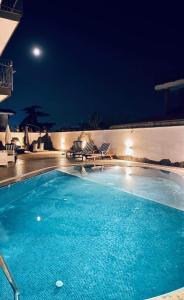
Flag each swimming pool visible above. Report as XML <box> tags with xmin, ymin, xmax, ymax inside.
<box><xmin>0</xmin><ymin>165</ymin><xmax>184</xmax><ymax>299</ymax></box>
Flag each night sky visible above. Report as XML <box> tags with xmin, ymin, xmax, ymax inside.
<box><xmin>2</xmin><ymin>1</ymin><xmax>184</xmax><ymax>129</ymax></box>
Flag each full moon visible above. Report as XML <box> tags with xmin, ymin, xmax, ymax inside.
<box><xmin>32</xmin><ymin>47</ymin><xmax>42</xmax><ymax>57</ymax></box>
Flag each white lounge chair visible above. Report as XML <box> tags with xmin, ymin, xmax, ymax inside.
<box><xmin>5</xmin><ymin>144</ymin><xmax>16</xmax><ymax>163</ymax></box>
<box><xmin>0</xmin><ymin>151</ymin><xmax>8</xmax><ymax>167</ymax></box>
<box><xmin>33</xmin><ymin>143</ymin><xmax>38</xmax><ymax>152</ymax></box>
<box><xmin>33</xmin><ymin>143</ymin><xmax>45</xmax><ymax>152</ymax></box>
<box><xmin>39</xmin><ymin>143</ymin><xmax>44</xmax><ymax>151</ymax></box>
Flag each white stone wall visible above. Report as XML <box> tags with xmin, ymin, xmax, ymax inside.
<box><xmin>50</xmin><ymin>126</ymin><xmax>184</xmax><ymax>163</ymax></box>
<box><xmin>0</xmin><ymin>126</ymin><xmax>183</xmax><ymax>163</ymax></box>
<box><xmin>0</xmin><ymin>132</ymin><xmax>41</xmax><ymax>146</ymax></box>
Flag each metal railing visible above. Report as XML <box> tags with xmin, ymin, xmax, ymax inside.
<box><xmin>0</xmin><ymin>60</ymin><xmax>13</xmax><ymax>91</ymax></box>
<box><xmin>0</xmin><ymin>255</ymin><xmax>20</xmax><ymax>300</ymax></box>
<box><xmin>0</xmin><ymin>0</ymin><xmax>23</xmax><ymax>14</ymax></box>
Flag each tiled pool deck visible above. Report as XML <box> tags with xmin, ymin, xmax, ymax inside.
<box><xmin>0</xmin><ymin>151</ymin><xmax>64</xmax><ymax>185</ymax></box>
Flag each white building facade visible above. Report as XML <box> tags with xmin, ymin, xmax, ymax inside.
<box><xmin>0</xmin><ymin>0</ymin><xmax>22</xmax><ymax>103</ymax></box>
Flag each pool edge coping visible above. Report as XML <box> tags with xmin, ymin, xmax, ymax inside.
<box><xmin>0</xmin><ymin>166</ymin><xmax>58</xmax><ymax>188</ymax></box>
<box><xmin>1</xmin><ymin>159</ymin><xmax>184</xmax><ymax>187</ymax></box>
<box><xmin>146</xmin><ymin>287</ymin><xmax>184</xmax><ymax>299</ymax></box>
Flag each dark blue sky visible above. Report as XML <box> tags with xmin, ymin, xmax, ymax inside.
<box><xmin>2</xmin><ymin>1</ymin><xmax>184</xmax><ymax>128</ymax></box>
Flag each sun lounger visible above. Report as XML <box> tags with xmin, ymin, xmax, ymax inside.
<box><xmin>86</xmin><ymin>143</ymin><xmax>112</xmax><ymax>161</ymax></box>
<box><xmin>73</xmin><ymin>142</ymin><xmax>96</xmax><ymax>160</ymax></box>
<box><xmin>66</xmin><ymin>141</ymin><xmax>82</xmax><ymax>158</ymax></box>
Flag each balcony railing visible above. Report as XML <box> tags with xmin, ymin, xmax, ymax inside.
<box><xmin>0</xmin><ymin>60</ymin><xmax>13</xmax><ymax>91</ymax></box>
<box><xmin>0</xmin><ymin>0</ymin><xmax>22</xmax><ymax>15</ymax></box>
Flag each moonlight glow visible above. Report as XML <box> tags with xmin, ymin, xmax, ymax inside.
<box><xmin>32</xmin><ymin>47</ymin><xmax>42</xmax><ymax>57</ymax></box>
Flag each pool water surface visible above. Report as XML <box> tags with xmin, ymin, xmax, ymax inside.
<box><xmin>0</xmin><ymin>167</ymin><xmax>183</xmax><ymax>299</ymax></box>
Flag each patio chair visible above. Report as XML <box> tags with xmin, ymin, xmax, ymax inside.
<box><xmin>33</xmin><ymin>143</ymin><xmax>38</xmax><ymax>152</ymax></box>
<box><xmin>39</xmin><ymin>143</ymin><xmax>44</xmax><ymax>151</ymax></box>
<box><xmin>86</xmin><ymin>143</ymin><xmax>112</xmax><ymax>161</ymax></box>
<box><xmin>73</xmin><ymin>142</ymin><xmax>96</xmax><ymax>160</ymax></box>
<box><xmin>33</xmin><ymin>143</ymin><xmax>45</xmax><ymax>152</ymax></box>
<box><xmin>5</xmin><ymin>144</ymin><xmax>16</xmax><ymax>163</ymax></box>
<box><xmin>0</xmin><ymin>151</ymin><xmax>8</xmax><ymax>167</ymax></box>
<box><xmin>66</xmin><ymin>141</ymin><xmax>82</xmax><ymax>158</ymax></box>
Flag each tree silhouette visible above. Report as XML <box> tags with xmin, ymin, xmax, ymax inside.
<box><xmin>20</xmin><ymin>105</ymin><xmax>52</xmax><ymax>131</ymax></box>
<box><xmin>88</xmin><ymin>112</ymin><xmax>102</xmax><ymax>129</ymax></box>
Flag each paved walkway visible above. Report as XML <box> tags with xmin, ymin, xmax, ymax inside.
<box><xmin>0</xmin><ymin>151</ymin><xmax>62</xmax><ymax>184</ymax></box>
<box><xmin>0</xmin><ymin>151</ymin><xmax>119</xmax><ymax>185</ymax></box>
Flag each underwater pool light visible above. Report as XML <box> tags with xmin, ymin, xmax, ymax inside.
<box><xmin>56</xmin><ymin>280</ymin><xmax>64</xmax><ymax>288</ymax></box>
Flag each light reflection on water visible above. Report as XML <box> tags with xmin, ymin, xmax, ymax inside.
<box><xmin>59</xmin><ymin>164</ymin><xmax>184</xmax><ymax>211</ymax></box>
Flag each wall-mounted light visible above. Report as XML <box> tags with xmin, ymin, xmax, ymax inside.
<box><xmin>125</xmin><ymin>139</ymin><xmax>133</xmax><ymax>148</ymax></box>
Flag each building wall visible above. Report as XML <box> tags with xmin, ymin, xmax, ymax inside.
<box><xmin>0</xmin><ymin>132</ymin><xmax>41</xmax><ymax>146</ymax></box>
<box><xmin>50</xmin><ymin>127</ymin><xmax>184</xmax><ymax>163</ymax></box>
<box><xmin>0</xmin><ymin>126</ymin><xmax>183</xmax><ymax>163</ymax></box>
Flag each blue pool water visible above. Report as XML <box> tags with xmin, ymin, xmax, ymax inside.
<box><xmin>0</xmin><ymin>167</ymin><xmax>184</xmax><ymax>299</ymax></box>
